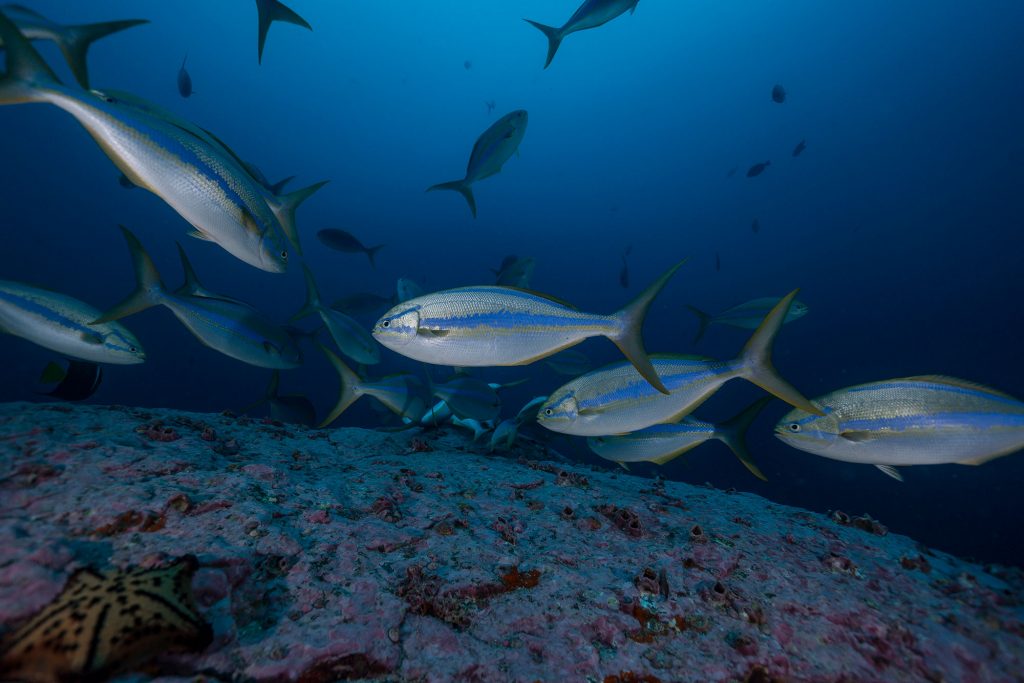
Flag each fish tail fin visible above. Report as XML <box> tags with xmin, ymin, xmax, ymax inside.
<box><xmin>175</xmin><ymin>243</ymin><xmax>204</xmax><ymax>296</ymax></box>
<box><xmin>608</xmin><ymin>259</ymin><xmax>688</xmax><ymax>395</ymax></box>
<box><xmin>93</xmin><ymin>226</ymin><xmax>166</xmax><ymax>324</ymax></box>
<box><xmin>736</xmin><ymin>289</ymin><xmax>822</xmax><ymax>415</ymax></box>
<box><xmin>256</xmin><ymin>0</ymin><xmax>312</xmax><ymax>64</ymax></box>
<box><xmin>57</xmin><ymin>19</ymin><xmax>149</xmax><ymax>88</ymax></box>
<box><xmin>273</xmin><ymin>180</ymin><xmax>328</xmax><ymax>253</ymax></box>
<box><xmin>686</xmin><ymin>305</ymin><xmax>713</xmax><ymax>345</ymax></box>
<box><xmin>0</xmin><ymin>9</ymin><xmax>62</xmax><ymax>104</ymax></box>
<box><xmin>366</xmin><ymin>244</ymin><xmax>385</xmax><ymax>269</ymax></box>
<box><xmin>713</xmin><ymin>397</ymin><xmax>772</xmax><ymax>481</ymax></box>
<box><xmin>426</xmin><ymin>179</ymin><xmax>476</xmax><ymax>218</ymax></box>
<box><xmin>293</xmin><ymin>264</ymin><xmax>323</xmax><ymax>320</ymax></box>
<box><xmin>268</xmin><ymin>175</ymin><xmax>295</xmax><ymax>195</ymax></box>
<box><xmin>523</xmin><ymin>19</ymin><xmax>563</xmax><ymax>69</ymax></box>
<box><xmin>319</xmin><ymin>344</ymin><xmax>363</xmax><ymax>427</ymax></box>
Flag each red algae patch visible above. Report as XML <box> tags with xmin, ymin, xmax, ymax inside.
<box><xmin>0</xmin><ymin>402</ymin><xmax>1022</xmax><ymax>682</ymax></box>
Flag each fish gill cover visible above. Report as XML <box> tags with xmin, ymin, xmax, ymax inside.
<box><xmin>1</xmin><ymin>0</ymin><xmax>1023</xmax><ymax>680</ymax></box>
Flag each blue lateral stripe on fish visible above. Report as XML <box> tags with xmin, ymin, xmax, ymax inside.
<box><xmin>0</xmin><ymin>288</ymin><xmax>107</xmax><ymax>343</ymax></box>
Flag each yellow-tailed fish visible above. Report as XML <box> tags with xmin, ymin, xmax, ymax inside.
<box><xmin>374</xmin><ymin>260</ymin><xmax>687</xmax><ymax>394</ymax></box>
<box><xmin>587</xmin><ymin>397</ymin><xmax>772</xmax><ymax>481</ymax></box>
<box><xmin>319</xmin><ymin>346</ymin><xmax>429</xmax><ymax>427</ymax></box>
<box><xmin>775</xmin><ymin>376</ymin><xmax>1024</xmax><ymax>481</ymax></box>
<box><xmin>94</xmin><ymin>227</ymin><xmax>301</xmax><ymax>369</ymax></box>
<box><xmin>432</xmin><ymin>376</ymin><xmax>502</xmax><ymax>422</ymax></box>
<box><xmin>537</xmin><ymin>290</ymin><xmax>820</xmax><ymax>436</ymax></box>
<box><xmin>255</xmin><ymin>0</ymin><xmax>311</xmax><ymax>64</ymax></box>
<box><xmin>427</xmin><ymin>110</ymin><xmax>528</xmax><ymax>218</ymax></box>
<box><xmin>0</xmin><ymin>13</ymin><xmax>289</xmax><ymax>272</ymax></box>
<box><xmin>687</xmin><ymin>296</ymin><xmax>808</xmax><ymax>344</ymax></box>
<box><xmin>295</xmin><ymin>265</ymin><xmax>379</xmax><ymax>365</ymax></box>
<box><xmin>0</xmin><ymin>280</ymin><xmax>144</xmax><ymax>364</ymax></box>
<box><xmin>0</xmin><ymin>4</ymin><xmax>147</xmax><ymax>88</ymax></box>
<box><xmin>489</xmin><ymin>418</ymin><xmax>519</xmax><ymax>452</ymax></box>
<box><xmin>524</xmin><ymin>0</ymin><xmax>639</xmax><ymax>69</ymax></box>
<box><xmin>90</xmin><ymin>87</ymin><xmax>327</xmax><ymax>254</ymax></box>
<box><xmin>420</xmin><ymin>377</ymin><xmax>526</xmax><ymax>426</ymax></box>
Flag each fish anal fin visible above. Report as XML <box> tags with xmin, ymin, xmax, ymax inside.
<box><xmin>875</xmin><ymin>464</ymin><xmax>904</xmax><ymax>481</ymax></box>
<box><xmin>188</xmin><ymin>230</ymin><xmax>213</xmax><ymax>241</ymax></box>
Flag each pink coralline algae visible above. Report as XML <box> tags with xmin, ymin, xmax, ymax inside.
<box><xmin>0</xmin><ymin>403</ymin><xmax>1022</xmax><ymax>682</ymax></box>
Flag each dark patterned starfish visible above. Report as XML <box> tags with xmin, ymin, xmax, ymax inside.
<box><xmin>0</xmin><ymin>554</ymin><xmax>212</xmax><ymax>683</ymax></box>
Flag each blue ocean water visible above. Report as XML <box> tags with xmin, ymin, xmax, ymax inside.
<box><xmin>1</xmin><ymin>0</ymin><xmax>1023</xmax><ymax>567</ymax></box>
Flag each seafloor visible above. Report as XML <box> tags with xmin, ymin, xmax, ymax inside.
<box><xmin>0</xmin><ymin>403</ymin><xmax>1021</xmax><ymax>683</ymax></box>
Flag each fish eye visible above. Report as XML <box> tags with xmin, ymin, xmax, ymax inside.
<box><xmin>381</xmin><ymin>320</ymin><xmax>391</xmax><ymax>328</ymax></box>
<box><xmin>544</xmin><ymin>408</ymin><xmax>553</xmax><ymax>416</ymax></box>
<box><xmin>280</xmin><ymin>250</ymin><xmax>288</xmax><ymax>260</ymax></box>
<box><xmin>129</xmin><ymin>346</ymin><xmax>137</xmax><ymax>352</ymax></box>
<box><xmin>788</xmin><ymin>423</ymin><xmax>801</xmax><ymax>432</ymax></box>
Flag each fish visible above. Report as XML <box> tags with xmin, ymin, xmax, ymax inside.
<box><xmin>295</xmin><ymin>265</ymin><xmax>380</xmax><ymax>365</ymax></box>
<box><xmin>537</xmin><ymin>290</ymin><xmax>821</xmax><ymax>437</ymax></box>
<box><xmin>524</xmin><ymin>0</ymin><xmax>640</xmax><ymax>68</ymax></box>
<box><xmin>516</xmin><ymin>395</ymin><xmax>549</xmax><ymax>423</ymax></box>
<box><xmin>177</xmin><ymin>54</ymin><xmax>192</xmax><ymax>97</ymax></box>
<box><xmin>792</xmin><ymin>139</ymin><xmax>806</xmax><ymax>157</ymax></box>
<box><xmin>489</xmin><ymin>418</ymin><xmax>519</xmax><ymax>452</ymax></box>
<box><xmin>587</xmin><ymin>397</ymin><xmax>772</xmax><ymax>480</ymax></box>
<box><xmin>493</xmin><ymin>256</ymin><xmax>536</xmax><ymax>288</ymax></box>
<box><xmin>751</xmin><ymin>218</ymin><xmax>760</xmax><ymax>234</ymax></box>
<box><xmin>545</xmin><ymin>348</ymin><xmax>593</xmax><ymax>376</ymax></box>
<box><xmin>451</xmin><ymin>415</ymin><xmax>493</xmax><ymax>442</ymax></box>
<box><xmin>263</xmin><ymin>371</ymin><xmax>316</xmax><ymax>426</ymax></box>
<box><xmin>420</xmin><ymin>377</ymin><xmax>526</xmax><ymax>427</ymax></box>
<box><xmin>0</xmin><ymin>280</ymin><xmax>144</xmax><ymax>365</ymax></box>
<box><xmin>255</xmin><ymin>0</ymin><xmax>311</xmax><ymax>64</ymax></box>
<box><xmin>0</xmin><ymin>555</ymin><xmax>212</xmax><ymax>682</ymax></box>
<box><xmin>485</xmin><ymin>99</ymin><xmax>496</xmax><ymax>115</ymax></box>
<box><xmin>427</xmin><ymin>109</ymin><xmax>528</xmax><ymax>218</ymax></box>
<box><xmin>330</xmin><ymin>292</ymin><xmax>395</xmax><ymax>316</ymax></box>
<box><xmin>464</xmin><ymin>59</ymin><xmax>472</xmax><ymax>70</ymax></box>
<box><xmin>0</xmin><ymin>4</ymin><xmax>147</xmax><ymax>88</ymax></box>
<box><xmin>38</xmin><ymin>359</ymin><xmax>103</xmax><ymax>401</ymax></box>
<box><xmin>771</xmin><ymin>84</ymin><xmax>786</xmax><ymax>103</ymax></box>
<box><xmin>316</xmin><ymin>229</ymin><xmax>385</xmax><ymax>268</ymax></box>
<box><xmin>619</xmin><ymin>245</ymin><xmax>631</xmax><ymax>288</ymax></box>
<box><xmin>686</xmin><ymin>296</ymin><xmax>808</xmax><ymax>345</ymax></box>
<box><xmin>373</xmin><ymin>260</ymin><xmax>687</xmax><ymax>394</ymax></box>
<box><xmin>396</xmin><ymin>277</ymin><xmax>424</xmax><ymax>304</ymax></box>
<box><xmin>746</xmin><ymin>161</ymin><xmax>771</xmax><ymax>177</ymax></box>
<box><xmin>775</xmin><ymin>376</ymin><xmax>1024</xmax><ymax>481</ymax></box>
<box><xmin>433</xmin><ymin>376</ymin><xmax>502</xmax><ymax>422</ymax></box>
<box><xmin>95</xmin><ymin>227</ymin><xmax>302</xmax><ymax>369</ymax></box>
<box><xmin>0</xmin><ymin>15</ymin><xmax>291</xmax><ymax>272</ymax></box>
<box><xmin>319</xmin><ymin>345</ymin><xmax>429</xmax><ymax>427</ymax></box>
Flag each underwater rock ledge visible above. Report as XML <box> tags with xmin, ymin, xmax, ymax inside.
<box><xmin>0</xmin><ymin>403</ymin><xmax>1021</xmax><ymax>683</ymax></box>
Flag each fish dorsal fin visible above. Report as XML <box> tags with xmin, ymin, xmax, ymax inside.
<box><xmin>496</xmin><ymin>286</ymin><xmax>577</xmax><ymax>310</ymax></box>
<box><xmin>875</xmin><ymin>464</ymin><xmax>904</xmax><ymax>482</ymax></box>
<box><xmin>896</xmin><ymin>375</ymin><xmax>1019</xmax><ymax>401</ymax></box>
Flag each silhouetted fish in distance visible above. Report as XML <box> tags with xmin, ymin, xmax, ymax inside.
<box><xmin>746</xmin><ymin>161</ymin><xmax>770</xmax><ymax>177</ymax></box>
<box><xmin>751</xmin><ymin>218</ymin><xmax>760</xmax><ymax>234</ymax></box>
<box><xmin>792</xmin><ymin>140</ymin><xmax>806</xmax><ymax>157</ymax></box>
<box><xmin>316</xmin><ymin>229</ymin><xmax>384</xmax><ymax>268</ymax></box>
<box><xmin>771</xmin><ymin>84</ymin><xmax>786</xmax><ymax>103</ymax></box>
<box><xmin>177</xmin><ymin>54</ymin><xmax>192</xmax><ymax>97</ymax></box>
<box><xmin>524</xmin><ymin>0</ymin><xmax>640</xmax><ymax>69</ymax></box>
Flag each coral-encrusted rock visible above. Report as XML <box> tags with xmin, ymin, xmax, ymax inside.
<box><xmin>1</xmin><ymin>403</ymin><xmax>1022</xmax><ymax>682</ymax></box>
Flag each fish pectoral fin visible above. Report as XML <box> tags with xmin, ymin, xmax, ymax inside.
<box><xmin>417</xmin><ymin>327</ymin><xmax>450</xmax><ymax>338</ymax></box>
<box><xmin>874</xmin><ymin>464</ymin><xmax>904</xmax><ymax>482</ymax></box>
<box><xmin>263</xmin><ymin>341</ymin><xmax>281</xmax><ymax>356</ymax></box>
<box><xmin>188</xmin><ymin>230</ymin><xmax>214</xmax><ymax>241</ymax></box>
<box><xmin>839</xmin><ymin>431</ymin><xmax>877</xmax><ymax>443</ymax></box>
<box><xmin>80</xmin><ymin>331</ymin><xmax>105</xmax><ymax>345</ymax></box>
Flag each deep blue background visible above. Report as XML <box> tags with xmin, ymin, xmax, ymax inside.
<box><xmin>2</xmin><ymin>1</ymin><xmax>1023</xmax><ymax>566</ymax></box>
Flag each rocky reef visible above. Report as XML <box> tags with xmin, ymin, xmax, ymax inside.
<box><xmin>1</xmin><ymin>403</ymin><xmax>1021</xmax><ymax>682</ymax></box>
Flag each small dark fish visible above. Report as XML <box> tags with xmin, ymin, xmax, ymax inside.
<box><xmin>330</xmin><ymin>292</ymin><xmax>395</xmax><ymax>315</ymax></box>
<box><xmin>715</xmin><ymin>252</ymin><xmax>721</xmax><ymax>272</ymax></box>
<box><xmin>255</xmin><ymin>0</ymin><xmax>312</xmax><ymax>64</ymax></box>
<box><xmin>485</xmin><ymin>99</ymin><xmax>495</xmax><ymax>115</ymax></box>
<box><xmin>771</xmin><ymin>84</ymin><xmax>786</xmax><ymax>103</ymax></box>
<box><xmin>619</xmin><ymin>245</ymin><xmax>631</xmax><ymax>288</ymax></box>
<box><xmin>751</xmin><ymin>218</ymin><xmax>760</xmax><ymax>234</ymax></box>
<box><xmin>265</xmin><ymin>372</ymin><xmax>316</xmax><ymax>426</ymax></box>
<box><xmin>316</xmin><ymin>229</ymin><xmax>385</xmax><ymax>268</ymax></box>
<box><xmin>746</xmin><ymin>161</ymin><xmax>770</xmax><ymax>177</ymax></box>
<box><xmin>39</xmin><ymin>360</ymin><xmax>102</xmax><ymax>401</ymax></box>
<box><xmin>177</xmin><ymin>54</ymin><xmax>192</xmax><ymax>98</ymax></box>
<box><xmin>726</xmin><ymin>167</ymin><xmax>737</xmax><ymax>178</ymax></box>
<box><xmin>792</xmin><ymin>140</ymin><xmax>806</xmax><ymax>157</ymax></box>
<box><xmin>464</xmin><ymin>59</ymin><xmax>472</xmax><ymax>70</ymax></box>
<box><xmin>118</xmin><ymin>172</ymin><xmax>136</xmax><ymax>189</ymax></box>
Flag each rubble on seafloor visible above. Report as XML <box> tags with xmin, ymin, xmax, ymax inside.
<box><xmin>0</xmin><ymin>402</ymin><xmax>1022</xmax><ymax>683</ymax></box>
